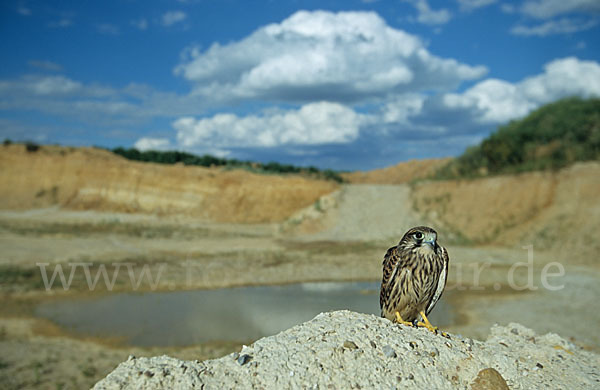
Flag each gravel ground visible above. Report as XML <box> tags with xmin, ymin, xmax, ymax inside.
<box><xmin>94</xmin><ymin>310</ymin><xmax>600</xmax><ymax>389</ymax></box>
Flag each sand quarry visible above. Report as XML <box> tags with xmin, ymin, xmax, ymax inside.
<box><xmin>0</xmin><ymin>144</ymin><xmax>599</xmax><ymax>389</ymax></box>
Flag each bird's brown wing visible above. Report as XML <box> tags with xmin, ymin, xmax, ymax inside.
<box><xmin>379</xmin><ymin>246</ymin><xmax>404</xmax><ymax>311</ymax></box>
<box><xmin>425</xmin><ymin>245</ymin><xmax>450</xmax><ymax>316</ymax></box>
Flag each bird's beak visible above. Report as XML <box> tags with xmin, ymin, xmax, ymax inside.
<box><xmin>424</xmin><ymin>239</ymin><xmax>436</xmax><ymax>249</ymax></box>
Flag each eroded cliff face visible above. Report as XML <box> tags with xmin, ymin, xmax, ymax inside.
<box><xmin>0</xmin><ymin>145</ymin><xmax>338</xmax><ymax>223</ymax></box>
<box><xmin>412</xmin><ymin>162</ymin><xmax>600</xmax><ymax>261</ymax></box>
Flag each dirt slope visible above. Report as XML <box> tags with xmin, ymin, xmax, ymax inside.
<box><xmin>286</xmin><ymin>184</ymin><xmax>423</xmax><ymax>242</ymax></box>
<box><xmin>0</xmin><ymin>145</ymin><xmax>337</xmax><ymax>223</ymax></box>
<box><xmin>342</xmin><ymin>157</ymin><xmax>451</xmax><ymax>184</ymax></box>
<box><xmin>412</xmin><ymin>162</ymin><xmax>600</xmax><ymax>261</ymax></box>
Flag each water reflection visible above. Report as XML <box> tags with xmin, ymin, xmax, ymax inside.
<box><xmin>35</xmin><ymin>282</ymin><xmax>453</xmax><ymax>347</ymax></box>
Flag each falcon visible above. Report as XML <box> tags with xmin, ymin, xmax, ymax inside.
<box><xmin>379</xmin><ymin>226</ymin><xmax>449</xmax><ymax>334</ymax></box>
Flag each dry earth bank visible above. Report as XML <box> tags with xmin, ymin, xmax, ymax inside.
<box><xmin>0</xmin><ymin>144</ymin><xmax>336</xmax><ymax>223</ymax></box>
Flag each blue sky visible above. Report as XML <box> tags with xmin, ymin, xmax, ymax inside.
<box><xmin>1</xmin><ymin>0</ymin><xmax>599</xmax><ymax>170</ymax></box>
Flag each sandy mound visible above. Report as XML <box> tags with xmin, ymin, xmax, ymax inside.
<box><xmin>93</xmin><ymin>311</ymin><xmax>599</xmax><ymax>389</ymax></box>
<box><xmin>0</xmin><ymin>144</ymin><xmax>337</xmax><ymax>223</ymax></box>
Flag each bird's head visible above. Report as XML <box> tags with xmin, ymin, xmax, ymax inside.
<box><xmin>398</xmin><ymin>226</ymin><xmax>439</xmax><ymax>254</ymax></box>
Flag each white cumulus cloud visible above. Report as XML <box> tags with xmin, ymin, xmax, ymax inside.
<box><xmin>175</xmin><ymin>10</ymin><xmax>486</xmax><ymax>104</ymax></box>
<box><xmin>443</xmin><ymin>79</ymin><xmax>536</xmax><ymax>123</ymax></box>
<box><xmin>174</xmin><ymin>102</ymin><xmax>362</xmax><ymax>149</ymax></box>
<box><xmin>134</xmin><ymin>137</ymin><xmax>171</xmax><ymax>151</ymax></box>
<box><xmin>520</xmin><ymin>57</ymin><xmax>600</xmax><ymax>102</ymax></box>
<box><xmin>441</xmin><ymin>57</ymin><xmax>600</xmax><ymax>124</ymax></box>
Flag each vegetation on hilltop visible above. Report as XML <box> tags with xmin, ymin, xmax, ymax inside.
<box><xmin>2</xmin><ymin>140</ymin><xmax>345</xmax><ymax>182</ymax></box>
<box><xmin>111</xmin><ymin>147</ymin><xmax>345</xmax><ymax>183</ymax></box>
<box><xmin>435</xmin><ymin>97</ymin><xmax>600</xmax><ymax>179</ymax></box>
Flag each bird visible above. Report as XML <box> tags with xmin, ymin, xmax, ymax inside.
<box><xmin>379</xmin><ymin>226</ymin><xmax>449</xmax><ymax>335</ymax></box>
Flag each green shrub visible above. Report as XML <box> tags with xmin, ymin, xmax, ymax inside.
<box><xmin>435</xmin><ymin>97</ymin><xmax>600</xmax><ymax>179</ymax></box>
<box><xmin>25</xmin><ymin>141</ymin><xmax>40</xmax><ymax>152</ymax></box>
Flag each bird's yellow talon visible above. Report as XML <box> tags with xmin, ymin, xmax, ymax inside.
<box><xmin>394</xmin><ymin>311</ymin><xmax>414</xmax><ymax>327</ymax></box>
<box><xmin>416</xmin><ymin>321</ymin><xmax>438</xmax><ymax>333</ymax></box>
<box><xmin>418</xmin><ymin>310</ymin><xmax>440</xmax><ymax>334</ymax></box>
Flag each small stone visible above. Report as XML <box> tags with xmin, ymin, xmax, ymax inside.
<box><xmin>470</xmin><ymin>368</ymin><xmax>509</xmax><ymax>390</ymax></box>
<box><xmin>407</xmin><ymin>374</ymin><xmax>414</xmax><ymax>380</ymax></box>
<box><xmin>466</xmin><ymin>343</ymin><xmax>473</xmax><ymax>352</ymax></box>
<box><xmin>237</xmin><ymin>354</ymin><xmax>252</xmax><ymax>366</ymax></box>
<box><xmin>144</xmin><ymin>370</ymin><xmax>154</xmax><ymax>378</ymax></box>
<box><xmin>511</xmin><ymin>328</ymin><xmax>519</xmax><ymax>335</ymax></box>
<box><xmin>343</xmin><ymin>340</ymin><xmax>359</xmax><ymax>350</ymax></box>
<box><xmin>409</xmin><ymin>341</ymin><xmax>418</xmax><ymax>349</ymax></box>
<box><xmin>370</xmin><ymin>340</ymin><xmax>377</xmax><ymax>349</ymax></box>
<box><xmin>382</xmin><ymin>345</ymin><xmax>397</xmax><ymax>358</ymax></box>
<box><xmin>232</xmin><ymin>352</ymin><xmax>240</xmax><ymax>360</ymax></box>
<box><xmin>536</xmin><ymin>363</ymin><xmax>543</xmax><ymax>369</ymax></box>
<box><xmin>127</xmin><ymin>355</ymin><xmax>136</xmax><ymax>361</ymax></box>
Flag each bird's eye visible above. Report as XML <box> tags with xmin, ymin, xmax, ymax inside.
<box><xmin>414</xmin><ymin>232</ymin><xmax>423</xmax><ymax>240</ymax></box>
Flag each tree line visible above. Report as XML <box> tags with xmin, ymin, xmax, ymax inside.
<box><xmin>111</xmin><ymin>147</ymin><xmax>345</xmax><ymax>183</ymax></box>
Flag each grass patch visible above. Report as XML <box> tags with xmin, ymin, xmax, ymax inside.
<box><xmin>0</xmin><ymin>265</ymin><xmax>42</xmax><ymax>287</ymax></box>
<box><xmin>80</xmin><ymin>365</ymin><xmax>97</xmax><ymax>378</ymax></box>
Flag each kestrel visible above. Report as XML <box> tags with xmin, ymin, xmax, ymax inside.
<box><xmin>379</xmin><ymin>226</ymin><xmax>449</xmax><ymax>334</ymax></box>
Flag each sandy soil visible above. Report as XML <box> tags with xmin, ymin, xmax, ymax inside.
<box><xmin>1</xmin><ymin>204</ymin><xmax>598</xmax><ymax>389</ymax></box>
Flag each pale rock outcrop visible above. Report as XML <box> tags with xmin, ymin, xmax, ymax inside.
<box><xmin>93</xmin><ymin>310</ymin><xmax>600</xmax><ymax>389</ymax></box>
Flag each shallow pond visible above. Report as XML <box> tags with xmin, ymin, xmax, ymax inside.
<box><xmin>35</xmin><ymin>282</ymin><xmax>454</xmax><ymax>347</ymax></box>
